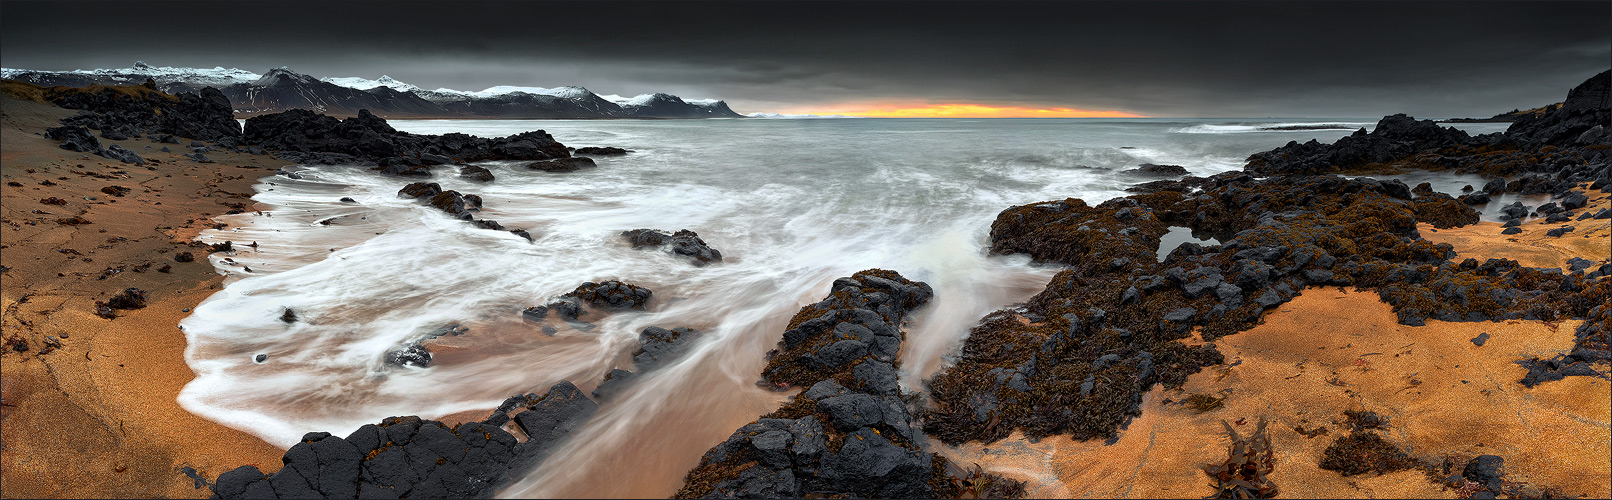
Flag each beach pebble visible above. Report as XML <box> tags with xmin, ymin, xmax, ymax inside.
<box><xmin>254</xmin><ymin>354</ymin><xmax>267</xmax><ymax>363</ymax></box>
<box><xmin>1471</xmin><ymin>332</ymin><xmax>1490</xmax><ymax>346</ymax></box>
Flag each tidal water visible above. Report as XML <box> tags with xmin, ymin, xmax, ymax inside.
<box><xmin>179</xmin><ymin>117</ymin><xmax>1509</xmax><ymax>497</ymax></box>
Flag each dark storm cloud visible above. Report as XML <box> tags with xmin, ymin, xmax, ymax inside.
<box><xmin>2</xmin><ymin>1</ymin><xmax>1607</xmax><ymax>117</ymax></box>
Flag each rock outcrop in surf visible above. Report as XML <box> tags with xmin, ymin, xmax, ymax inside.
<box><xmin>204</xmin><ymin>381</ymin><xmax>599</xmax><ymax>499</ymax></box>
<box><xmin>675</xmin><ymin>269</ymin><xmax>1026</xmax><ymax>499</ymax></box>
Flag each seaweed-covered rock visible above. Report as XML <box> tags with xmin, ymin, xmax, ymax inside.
<box><xmin>564</xmin><ymin>281</ymin><xmax>652</xmax><ymax>310</ymax></box>
<box><xmin>926</xmin><ymin>173</ymin><xmax>1606</xmax><ymax>446</ymax></box>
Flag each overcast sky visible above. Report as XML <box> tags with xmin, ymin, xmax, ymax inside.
<box><xmin>2</xmin><ymin>1</ymin><xmax>1607</xmax><ymax>117</ymax></box>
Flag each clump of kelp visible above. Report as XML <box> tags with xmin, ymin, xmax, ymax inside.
<box><xmin>925</xmin><ymin>172</ymin><xmax>1608</xmax><ymax>446</ymax></box>
<box><xmin>1202</xmin><ymin>419</ymin><xmax>1278</xmax><ymax>499</ymax></box>
<box><xmin>1318</xmin><ymin>410</ymin><xmax>1419</xmax><ymax>477</ymax></box>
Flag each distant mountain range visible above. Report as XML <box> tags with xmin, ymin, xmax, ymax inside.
<box><xmin>0</xmin><ymin>62</ymin><xmax>744</xmax><ymax>119</ymax></box>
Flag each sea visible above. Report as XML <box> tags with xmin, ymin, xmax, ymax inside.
<box><xmin>179</xmin><ymin>118</ymin><xmax>1514</xmax><ymax>497</ymax></box>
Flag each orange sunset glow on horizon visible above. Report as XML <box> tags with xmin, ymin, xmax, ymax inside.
<box><xmin>788</xmin><ymin>103</ymin><xmax>1147</xmax><ymax>118</ymax></box>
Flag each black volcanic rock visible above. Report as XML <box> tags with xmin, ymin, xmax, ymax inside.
<box><xmin>97</xmin><ymin>144</ymin><xmax>145</xmax><ymax>164</ymax></box>
<box><xmin>633</xmin><ymin>326</ymin><xmax>702</xmax><ymax>370</ymax></box>
<box><xmin>1246</xmin><ymin>114</ymin><xmax>1476</xmax><ymax>175</ymax></box>
<box><xmin>925</xmin><ymin>161</ymin><xmax>1609</xmax><ymax>450</ymax></box>
<box><xmin>459</xmin><ymin>165</ymin><xmax>495</xmax><ymax>182</ymax></box>
<box><xmin>522</xmin><ymin>157</ymin><xmax>596</xmax><ymax>172</ymax></box>
<box><xmin>1124</xmin><ymin>163</ymin><xmax>1190</xmax><ymax>177</ymax></box>
<box><xmin>574</xmin><ymin>146</ymin><xmax>629</xmax><ymax>156</ymax></box>
<box><xmin>1508</xmin><ymin>70</ymin><xmax>1610</xmax><ymax>147</ymax></box>
<box><xmin>24</xmin><ymin>81</ymin><xmax>240</xmax><ymax>144</ymax></box>
<box><xmin>44</xmin><ymin>125</ymin><xmax>101</xmax><ymax>152</ymax></box>
<box><xmin>244</xmin><ymin>109</ymin><xmax>570</xmax><ymax>166</ymax></box>
<box><xmin>206</xmin><ymin>381</ymin><xmax>601</xmax><ymax>499</ymax></box>
<box><xmin>674</xmin><ymin>270</ymin><xmax>1010</xmax><ymax>499</ymax></box>
<box><xmin>564</xmin><ymin>280</ymin><xmax>652</xmax><ymax>310</ymax></box>
<box><xmin>397</xmin><ymin>181</ymin><xmax>531</xmax><ymax>240</ymax></box>
<box><xmin>621</xmin><ymin>228</ymin><xmax>723</xmax><ymax>266</ymax></box>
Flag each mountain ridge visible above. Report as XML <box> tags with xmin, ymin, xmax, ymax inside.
<box><xmin>1</xmin><ymin>62</ymin><xmax>744</xmax><ymax>119</ymax></box>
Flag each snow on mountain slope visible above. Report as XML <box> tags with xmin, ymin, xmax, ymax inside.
<box><xmin>320</xmin><ymin>75</ymin><xmax>421</xmax><ymax>93</ymax></box>
<box><xmin>3</xmin><ymin>62</ymin><xmax>743</xmax><ymax>118</ymax></box>
<box><xmin>1</xmin><ymin>61</ymin><xmax>260</xmax><ymax>86</ymax></box>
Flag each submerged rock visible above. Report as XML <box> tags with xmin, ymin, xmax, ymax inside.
<box><xmin>621</xmin><ymin>228</ymin><xmax>723</xmax><ymax>266</ymax></box>
<box><xmin>564</xmin><ymin>280</ymin><xmax>652</xmax><ymax>310</ymax></box>
<box><xmin>522</xmin><ymin>157</ymin><xmax>596</xmax><ymax>172</ymax></box>
<box><xmin>574</xmin><ymin>146</ymin><xmax>629</xmax><ymax>155</ymax></box>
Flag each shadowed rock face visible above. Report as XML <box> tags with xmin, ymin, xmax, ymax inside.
<box><xmin>207</xmin><ymin>381</ymin><xmax>598</xmax><ymax>499</ymax></box>
<box><xmin>675</xmin><ymin>270</ymin><xmax>1023</xmax><ymax>499</ymax></box>
<box><xmin>1508</xmin><ymin>70</ymin><xmax>1611</xmax><ymax>147</ymax></box>
<box><xmin>243</xmin><ymin>108</ymin><xmax>571</xmax><ymax>167</ymax></box>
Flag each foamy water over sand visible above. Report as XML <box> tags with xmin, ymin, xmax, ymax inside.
<box><xmin>177</xmin><ymin>118</ymin><xmax>1509</xmax><ymax>497</ymax></box>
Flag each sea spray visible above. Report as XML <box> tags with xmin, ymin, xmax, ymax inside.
<box><xmin>181</xmin><ymin>117</ymin><xmax>1373</xmax><ymax>496</ymax></box>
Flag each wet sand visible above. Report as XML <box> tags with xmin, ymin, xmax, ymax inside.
<box><xmin>936</xmin><ymin>218</ymin><xmax>1612</xmax><ymax>499</ymax></box>
<box><xmin>1421</xmin><ymin>184</ymin><xmax>1611</xmax><ymax>269</ymax></box>
<box><xmin>1</xmin><ymin>96</ymin><xmax>290</xmax><ymax>498</ymax></box>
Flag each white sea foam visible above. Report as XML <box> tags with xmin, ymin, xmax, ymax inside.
<box><xmin>178</xmin><ymin>118</ymin><xmax>1363</xmax><ymax>497</ymax></box>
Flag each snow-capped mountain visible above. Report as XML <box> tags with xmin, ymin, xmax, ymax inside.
<box><xmin>604</xmin><ymin>93</ymin><xmax>745</xmax><ymax>118</ymax></box>
<box><xmin>319</xmin><ymin>75</ymin><xmax>422</xmax><ymax>93</ymax></box>
<box><xmin>1</xmin><ymin>61</ymin><xmax>260</xmax><ymax>88</ymax></box>
<box><xmin>2</xmin><ymin>63</ymin><xmax>744</xmax><ymax>119</ymax></box>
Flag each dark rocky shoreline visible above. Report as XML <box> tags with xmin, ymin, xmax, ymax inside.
<box><xmin>24</xmin><ymin>68</ymin><xmax>1606</xmax><ymax>498</ymax></box>
<box><xmin>676</xmin><ymin>270</ymin><xmax>1025</xmax><ymax>499</ymax></box>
